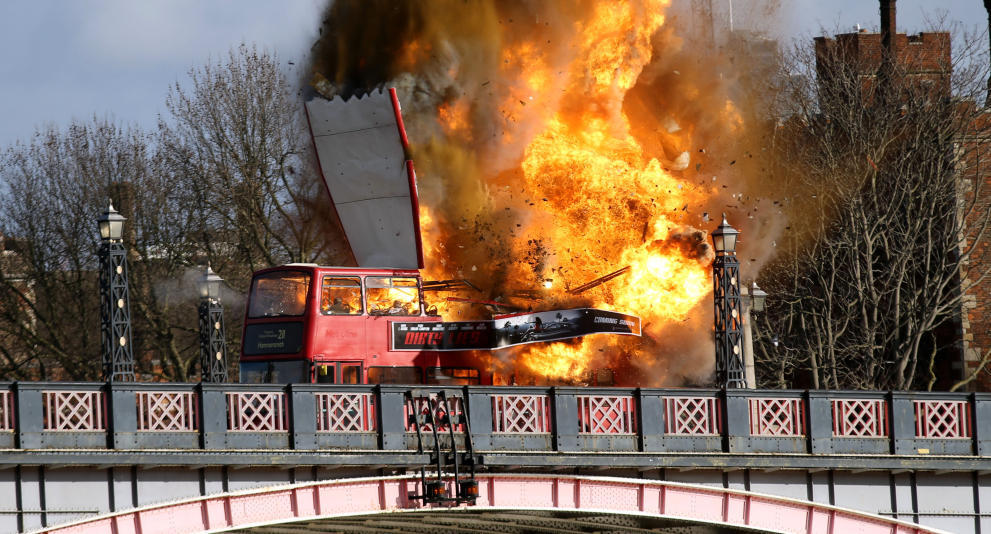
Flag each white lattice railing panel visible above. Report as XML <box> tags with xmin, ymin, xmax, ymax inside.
<box><xmin>492</xmin><ymin>395</ymin><xmax>551</xmax><ymax>433</ymax></box>
<box><xmin>578</xmin><ymin>395</ymin><xmax>636</xmax><ymax>435</ymax></box>
<box><xmin>832</xmin><ymin>399</ymin><xmax>887</xmax><ymax>437</ymax></box>
<box><xmin>405</xmin><ymin>395</ymin><xmax>465</xmax><ymax>433</ymax></box>
<box><xmin>316</xmin><ymin>392</ymin><xmax>376</xmax><ymax>432</ymax></box>
<box><xmin>664</xmin><ymin>397</ymin><xmax>720</xmax><ymax>435</ymax></box>
<box><xmin>915</xmin><ymin>400</ymin><xmax>971</xmax><ymax>438</ymax></box>
<box><xmin>43</xmin><ymin>391</ymin><xmax>104</xmax><ymax>431</ymax></box>
<box><xmin>0</xmin><ymin>390</ymin><xmax>12</xmax><ymax>431</ymax></box>
<box><xmin>749</xmin><ymin>398</ymin><xmax>804</xmax><ymax>437</ymax></box>
<box><xmin>227</xmin><ymin>392</ymin><xmax>286</xmax><ymax>432</ymax></box>
<box><xmin>137</xmin><ymin>391</ymin><xmax>197</xmax><ymax>431</ymax></box>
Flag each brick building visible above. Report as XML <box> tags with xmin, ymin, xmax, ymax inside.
<box><xmin>812</xmin><ymin>25</ymin><xmax>991</xmax><ymax>390</ymax></box>
<box><xmin>813</xmin><ymin>30</ymin><xmax>950</xmax><ymax>98</ymax></box>
<box><xmin>957</xmin><ymin>109</ymin><xmax>991</xmax><ymax>389</ymax></box>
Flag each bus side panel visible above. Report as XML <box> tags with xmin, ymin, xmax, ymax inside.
<box><xmin>309</xmin><ymin>314</ymin><xmax>367</xmax><ymax>368</ymax></box>
<box><xmin>366</xmin><ymin>316</ymin><xmax>443</xmax><ymax>371</ymax></box>
<box><xmin>370</xmin><ymin>316</ymin><xmax>492</xmax><ymax>384</ymax></box>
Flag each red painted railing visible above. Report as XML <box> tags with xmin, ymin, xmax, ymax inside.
<box><xmin>578</xmin><ymin>395</ymin><xmax>636</xmax><ymax>434</ymax></box>
<box><xmin>749</xmin><ymin>398</ymin><xmax>805</xmax><ymax>437</ymax></box>
<box><xmin>137</xmin><ymin>391</ymin><xmax>197</xmax><ymax>431</ymax></box>
<box><xmin>914</xmin><ymin>400</ymin><xmax>971</xmax><ymax>438</ymax></box>
<box><xmin>0</xmin><ymin>390</ymin><xmax>12</xmax><ymax>431</ymax></box>
<box><xmin>226</xmin><ymin>391</ymin><xmax>286</xmax><ymax>431</ymax></box>
<box><xmin>43</xmin><ymin>390</ymin><xmax>104</xmax><ymax>431</ymax></box>
<box><xmin>315</xmin><ymin>392</ymin><xmax>376</xmax><ymax>432</ymax></box>
<box><xmin>405</xmin><ymin>394</ymin><xmax>465</xmax><ymax>432</ymax></box>
<box><xmin>492</xmin><ymin>394</ymin><xmax>551</xmax><ymax>433</ymax></box>
<box><xmin>832</xmin><ymin>399</ymin><xmax>887</xmax><ymax>437</ymax></box>
<box><xmin>664</xmin><ymin>396</ymin><xmax>721</xmax><ymax>435</ymax></box>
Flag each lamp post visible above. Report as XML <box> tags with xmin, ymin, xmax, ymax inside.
<box><xmin>198</xmin><ymin>265</ymin><xmax>228</xmax><ymax>383</ymax></box>
<box><xmin>98</xmin><ymin>200</ymin><xmax>135</xmax><ymax>382</ymax></box>
<box><xmin>741</xmin><ymin>281</ymin><xmax>767</xmax><ymax>388</ymax></box>
<box><xmin>711</xmin><ymin>214</ymin><xmax>745</xmax><ymax>388</ymax></box>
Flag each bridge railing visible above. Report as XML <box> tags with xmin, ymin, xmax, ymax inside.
<box><xmin>5</xmin><ymin>382</ymin><xmax>991</xmax><ymax>456</ymax></box>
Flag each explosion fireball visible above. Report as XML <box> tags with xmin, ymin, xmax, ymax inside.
<box><xmin>311</xmin><ymin>0</ymin><xmax>772</xmax><ymax>386</ymax></box>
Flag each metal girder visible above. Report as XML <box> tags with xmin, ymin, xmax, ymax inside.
<box><xmin>30</xmin><ymin>474</ymin><xmax>948</xmax><ymax>534</ymax></box>
<box><xmin>241</xmin><ymin>522</ymin><xmax>402</xmax><ymax>534</ymax></box>
<box><xmin>478</xmin><ymin>452</ymin><xmax>991</xmax><ymax>472</ymax></box>
<box><xmin>466</xmin><ymin>511</ymin><xmax>649</xmax><ymax>533</ymax></box>
<box><xmin>388</xmin><ymin>513</ymin><xmax>576</xmax><ymax>534</ymax></box>
<box><xmin>7</xmin><ymin>449</ymin><xmax>991</xmax><ymax>474</ymax></box>
<box><xmin>409</xmin><ymin>513</ymin><xmax>525</xmax><ymax>533</ymax></box>
<box><xmin>0</xmin><ymin>450</ymin><xmax>433</xmax><ymax>468</ymax></box>
<box><xmin>236</xmin><ymin>527</ymin><xmax>335</xmax><ymax>534</ymax></box>
<box><xmin>234</xmin><ymin>512</ymin><xmax>749</xmax><ymax>534</ymax></box>
<box><xmin>348</xmin><ymin>518</ymin><xmax>510</xmax><ymax>534</ymax></box>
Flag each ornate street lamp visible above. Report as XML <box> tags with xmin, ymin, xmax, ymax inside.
<box><xmin>98</xmin><ymin>200</ymin><xmax>135</xmax><ymax>382</ymax></box>
<box><xmin>198</xmin><ymin>265</ymin><xmax>228</xmax><ymax>383</ymax></box>
<box><xmin>711</xmin><ymin>214</ymin><xmax>745</xmax><ymax>388</ymax></box>
<box><xmin>750</xmin><ymin>282</ymin><xmax>767</xmax><ymax>312</ymax></box>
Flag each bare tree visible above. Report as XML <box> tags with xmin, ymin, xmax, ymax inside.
<box><xmin>0</xmin><ymin>120</ymin><xmax>202</xmax><ymax>380</ymax></box>
<box><xmin>0</xmin><ymin>44</ymin><xmax>346</xmax><ymax>381</ymax></box>
<box><xmin>985</xmin><ymin>0</ymin><xmax>991</xmax><ymax>106</ymax></box>
<box><xmin>160</xmin><ymin>44</ymin><xmax>346</xmax><ymax>290</ymax></box>
<box><xmin>754</xmin><ymin>27</ymin><xmax>991</xmax><ymax>391</ymax></box>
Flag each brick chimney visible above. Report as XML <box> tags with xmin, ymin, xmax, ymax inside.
<box><xmin>880</xmin><ymin>0</ymin><xmax>896</xmax><ymax>62</ymax></box>
<box><xmin>878</xmin><ymin>0</ymin><xmax>897</xmax><ymax>93</ymax></box>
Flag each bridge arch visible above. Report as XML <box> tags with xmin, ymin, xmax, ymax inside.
<box><xmin>35</xmin><ymin>474</ymin><xmax>946</xmax><ymax>534</ymax></box>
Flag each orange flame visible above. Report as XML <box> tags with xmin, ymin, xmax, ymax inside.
<box><xmin>426</xmin><ymin>0</ymin><xmax>715</xmax><ymax>384</ymax></box>
<box><xmin>307</xmin><ymin>0</ymin><xmax>784</xmax><ymax>385</ymax></box>
<box><xmin>438</xmin><ymin>100</ymin><xmax>472</xmax><ymax>140</ymax></box>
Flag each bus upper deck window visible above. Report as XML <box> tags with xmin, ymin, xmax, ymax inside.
<box><xmin>366</xmin><ymin>277</ymin><xmax>420</xmax><ymax>316</ymax></box>
<box><xmin>247</xmin><ymin>271</ymin><xmax>310</xmax><ymax>318</ymax></box>
<box><xmin>321</xmin><ymin>277</ymin><xmax>362</xmax><ymax>315</ymax></box>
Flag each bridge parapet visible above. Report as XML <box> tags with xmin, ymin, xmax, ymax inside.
<box><xmin>3</xmin><ymin>382</ymin><xmax>991</xmax><ymax>457</ymax></box>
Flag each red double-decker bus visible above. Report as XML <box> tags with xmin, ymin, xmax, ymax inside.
<box><xmin>238</xmin><ymin>89</ymin><xmax>639</xmax><ymax>385</ymax></box>
<box><xmin>239</xmin><ymin>265</ymin><xmax>484</xmax><ymax>385</ymax></box>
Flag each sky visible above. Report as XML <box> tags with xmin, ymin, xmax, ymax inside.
<box><xmin>779</xmin><ymin>0</ymin><xmax>985</xmax><ymax>38</ymax></box>
<box><xmin>0</xmin><ymin>0</ymin><xmax>323</xmax><ymax>147</ymax></box>
<box><xmin>0</xmin><ymin>0</ymin><xmax>986</xmax><ymax>148</ymax></box>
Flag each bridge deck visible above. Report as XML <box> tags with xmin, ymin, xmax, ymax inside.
<box><xmin>0</xmin><ymin>383</ymin><xmax>989</xmax><ymax>463</ymax></box>
<box><xmin>3</xmin><ymin>383</ymin><xmax>991</xmax><ymax>533</ymax></box>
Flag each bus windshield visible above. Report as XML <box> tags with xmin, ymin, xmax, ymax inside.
<box><xmin>239</xmin><ymin>360</ymin><xmax>309</xmax><ymax>383</ymax></box>
<box><xmin>248</xmin><ymin>271</ymin><xmax>311</xmax><ymax>318</ymax></box>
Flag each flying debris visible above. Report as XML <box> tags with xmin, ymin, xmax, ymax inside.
<box><xmin>568</xmin><ymin>266</ymin><xmax>632</xmax><ymax>295</ymax></box>
<box><xmin>669</xmin><ymin>151</ymin><xmax>690</xmax><ymax>171</ymax></box>
<box><xmin>302</xmin><ymin>0</ymin><xmax>744</xmax><ymax>387</ymax></box>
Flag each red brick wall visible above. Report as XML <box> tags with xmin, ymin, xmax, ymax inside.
<box><xmin>814</xmin><ymin>31</ymin><xmax>951</xmax><ymax>97</ymax></box>
<box><xmin>812</xmin><ymin>30</ymin><xmax>991</xmax><ymax>390</ymax></box>
<box><xmin>957</xmin><ymin>116</ymin><xmax>991</xmax><ymax>390</ymax></box>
